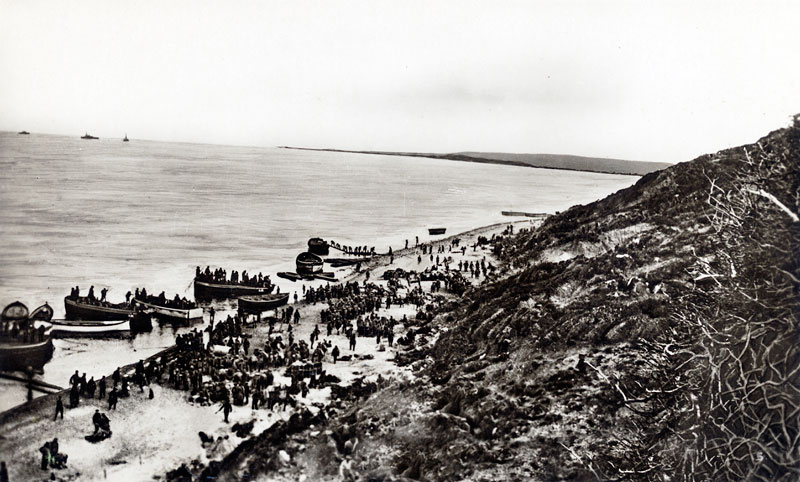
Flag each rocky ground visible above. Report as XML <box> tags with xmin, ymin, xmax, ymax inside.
<box><xmin>211</xmin><ymin>117</ymin><xmax>800</xmax><ymax>481</ymax></box>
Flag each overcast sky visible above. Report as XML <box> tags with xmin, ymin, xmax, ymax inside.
<box><xmin>1</xmin><ymin>0</ymin><xmax>798</xmax><ymax>163</ymax></box>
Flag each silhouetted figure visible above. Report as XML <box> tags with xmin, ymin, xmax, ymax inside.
<box><xmin>54</xmin><ymin>396</ymin><xmax>64</xmax><ymax>420</ymax></box>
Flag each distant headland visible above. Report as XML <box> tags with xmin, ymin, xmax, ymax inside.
<box><xmin>280</xmin><ymin>146</ymin><xmax>671</xmax><ymax>176</ymax></box>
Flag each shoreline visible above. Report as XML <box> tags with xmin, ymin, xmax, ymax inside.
<box><xmin>280</xmin><ymin>146</ymin><xmax>666</xmax><ymax>176</ymax></box>
<box><xmin>0</xmin><ymin>219</ymin><xmax>532</xmax><ymax>481</ymax></box>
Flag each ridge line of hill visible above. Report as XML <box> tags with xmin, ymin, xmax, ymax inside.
<box><xmin>280</xmin><ymin>146</ymin><xmax>670</xmax><ymax>176</ymax></box>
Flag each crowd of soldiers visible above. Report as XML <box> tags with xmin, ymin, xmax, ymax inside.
<box><xmin>68</xmin><ymin>285</ymin><xmax>132</xmax><ymax>306</ymax></box>
<box><xmin>161</xmin><ymin>319</ymin><xmax>332</xmax><ymax>421</ymax></box>
<box><xmin>196</xmin><ymin>266</ymin><xmax>273</xmax><ymax>288</ymax></box>
<box><xmin>134</xmin><ymin>287</ymin><xmax>195</xmax><ymax>310</ymax></box>
<box><xmin>0</xmin><ymin>316</ymin><xmax>46</xmax><ymax>344</ymax></box>
<box><xmin>327</xmin><ymin>242</ymin><xmax>376</xmax><ymax>256</ymax></box>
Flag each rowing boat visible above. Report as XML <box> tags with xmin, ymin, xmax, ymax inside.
<box><xmin>277</xmin><ymin>272</ymin><xmax>302</xmax><ymax>282</ymax></box>
<box><xmin>237</xmin><ymin>292</ymin><xmax>290</xmax><ymax>314</ymax></box>
<box><xmin>0</xmin><ymin>337</ymin><xmax>54</xmax><ymax>372</ymax></box>
<box><xmin>296</xmin><ymin>252</ymin><xmax>323</xmax><ymax>274</ymax></box>
<box><xmin>133</xmin><ymin>299</ymin><xmax>203</xmax><ymax>321</ymax></box>
<box><xmin>308</xmin><ymin>237</ymin><xmax>330</xmax><ymax>256</ymax></box>
<box><xmin>48</xmin><ymin>319</ymin><xmax>130</xmax><ymax>338</ymax></box>
<box><xmin>64</xmin><ymin>296</ymin><xmax>133</xmax><ymax>321</ymax></box>
<box><xmin>1</xmin><ymin>301</ymin><xmax>54</xmax><ymax>371</ymax></box>
<box><xmin>193</xmin><ymin>278</ymin><xmax>274</xmax><ymax>301</ymax></box>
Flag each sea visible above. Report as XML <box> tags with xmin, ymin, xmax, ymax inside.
<box><xmin>0</xmin><ymin>131</ymin><xmax>637</xmax><ymax>411</ymax></box>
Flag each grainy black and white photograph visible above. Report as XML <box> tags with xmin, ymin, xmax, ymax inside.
<box><xmin>0</xmin><ymin>1</ymin><xmax>798</xmax><ymax>481</ymax></box>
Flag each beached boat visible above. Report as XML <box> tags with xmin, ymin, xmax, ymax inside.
<box><xmin>237</xmin><ymin>292</ymin><xmax>290</xmax><ymax>314</ymax></box>
<box><xmin>81</xmin><ymin>132</ymin><xmax>99</xmax><ymax>140</ymax></box>
<box><xmin>194</xmin><ymin>278</ymin><xmax>275</xmax><ymax>301</ymax></box>
<box><xmin>29</xmin><ymin>303</ymin><xmax>54</xmax><ymax>322</ymax></box>
<box><xmin>0</xmin><ymin>301</ymin><xmax>54</xmax><ymax>372</ymax></box>
<box><xmin>277</xmin><ymin>272</ymin><xmax>302</xmax><ymax>282</ymax></box>
<box><xmin>133</xmin><ymin>299</ymin><xmax>203</xmax><ymax>321</ymax></box>
<box><xmin>129</xmin><ymin>312</ymin><xmax>154</xmax><ymax>333</ymax></box>
<box><xmin>307</xmin><ymin>238</ymin><xmax>329</xmax><ymax>256</ymax></box>
<box><xmin>296</xmin><ymin>252</ymin><xmax>323</xmax><ymax>274</ymax></box>
<box><xmin>324</xmin><ymin>257</ymin><xmax>362</xmax><ymax>267</ymax></box>
<box><xmin>64</xmin><ymin>296</ymin><xmax>133</xmax><ymax>321</ymax></box>
<box><xmin>18</xmin><ymin>131</ymin><xmax>30</xmax><ymax>135</ymax></box>
<box><xmin>48</xmin><ymin>319</ymin><xmax>130</xmax><ymax>338</ymax></box>
<box><xmin>0</xmin><ymin>337</ymin><xmax>54</xmax><ymax>372</ymax></box>
<box><xmin>428</xmin><ymin>227</ymin><xmax>447</xmax><ymax>235</ymax></box>
<box><xmin>314</xmin><ymin>272</ymin><xmax>337</xmax><ymax>282</ymax></box>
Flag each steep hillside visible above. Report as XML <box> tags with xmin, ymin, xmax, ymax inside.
<box><xmin>230</xmin><ymin>118</ymin><xmax>798</xmax><ymax>481</ymax></box>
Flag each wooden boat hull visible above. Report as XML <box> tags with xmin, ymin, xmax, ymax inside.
<box><xmin>193</xmin><ymin>279</ymin><xmax>274</xmax><ymax>301</ymax></box>
<box><xmin>238</xmin><ymin>293</ymin><xmax>290</xmax><ymax>314</ymax></box>
<box><xmin>296</xmin><ymin>252</ymin><xmax>323</xmax><ymax>274</ymax></box>
<box><xmin>64</xmin><ymin>296</ymin><xmax>133</xmax><ymax>321</ymax></box>
<box><xmin>277</xmin><ymin>272</ymin><xmax>302</xmax><ymax>282</ymax></box>
<box><xmin>133</xmin><ymin>299</ymin><xmax>203</xmax><ymax>321</ymax></box>
<box><xmin>49</xmin><ymin>319</ymin><xmax>130</xmax><ymax>338</ymax></box>
<box><xmin>129</xmin><ymin>312</ymin><xmax>154</xmax><ymax>333</ymax></box>
<box><xmin>0</xmin><ymin>337</ymin><xmax>54</xmax><ymax>372</ymax></box>
<box><xmin>428</xmin><ymin>228</ymin><xmax>447</xmax><ymax>235</ymax></box>
<box><xmin>307</xmin><ymin>238</ymin><xmax>330</xmax><ymax>256</ymax></box>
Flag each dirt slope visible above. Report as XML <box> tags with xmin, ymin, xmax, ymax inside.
<box><xmin>224</xmin><ymin>117</ymin><xmax>799</xmax><ymax>481</ymax></box>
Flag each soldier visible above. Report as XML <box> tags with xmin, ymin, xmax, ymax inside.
<box><xmin>53</xmin><ymin>396</ymin><xmax>64</xmax><ymax>420</ymax></box>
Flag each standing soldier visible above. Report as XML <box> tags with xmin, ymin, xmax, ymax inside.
<box><xmin>54</xmin><ymin>396</ymin><xmax>64</xmax><ymax>420</ymax></box>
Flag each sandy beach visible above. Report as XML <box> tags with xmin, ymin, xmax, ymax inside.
<box><xmin>0</xmin><ymin>220</ymin><xmax>533</xmax><ymax>481</ymax></box>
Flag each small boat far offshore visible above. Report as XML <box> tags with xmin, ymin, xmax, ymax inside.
<box><xmin>428</xmin><ymin>227</ymin><xmax>447</xmax><ymax>235</ymax></box>
<box><xmin>123</xmin><ymin>133</ymin><xmax>129</xmax><ymax>142</ymax></box>
<box><xmin>18</xmin><ymin>130</ymin><xmax>30</xmax><ymax>135</ymax></box>
<box><xmin>81</xmin><ymin>132</ymin><xmax>99</xmax><ymax>139</ymax></box>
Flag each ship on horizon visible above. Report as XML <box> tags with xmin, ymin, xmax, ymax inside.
<box><xmin>81</xmin><ymin>132</ymin><xmax>99</xmax><ymax>140</ymax></box>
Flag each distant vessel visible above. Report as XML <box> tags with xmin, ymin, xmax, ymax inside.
<box><xmin>428</xmin><ymin>227</ymin><xmax>447</xmax><ymax>235</ymax></box>
<box><xmin>123</xmin><ymin>133</ymin><xmax>129</xmax><ymax>142</ymax></box>
<box><xmin>17</xmin><ymin>131</ymin><xmax>30</xmax><ymax>135</ymax></box>
<box><xmin>81</xmin><ymin>132</ymin><xmax>99</xmax><ymax>140</ymax></box>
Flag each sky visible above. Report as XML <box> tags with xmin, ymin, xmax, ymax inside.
<box><xmin>1</xmin><ymin>0</ymin><xmax>798</xmax><ymax>163</ymax></box>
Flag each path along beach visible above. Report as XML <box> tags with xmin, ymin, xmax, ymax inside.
<box><xmin>0</xmin><ymin>220</ymin><xmax>531</xmax><ymax>481</ymax></box>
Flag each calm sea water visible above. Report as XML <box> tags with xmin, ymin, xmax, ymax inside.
<box><xmin>0</xmin><ymin>131</ymin><xmax>637</xmax><ymax>409</ymax></box>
